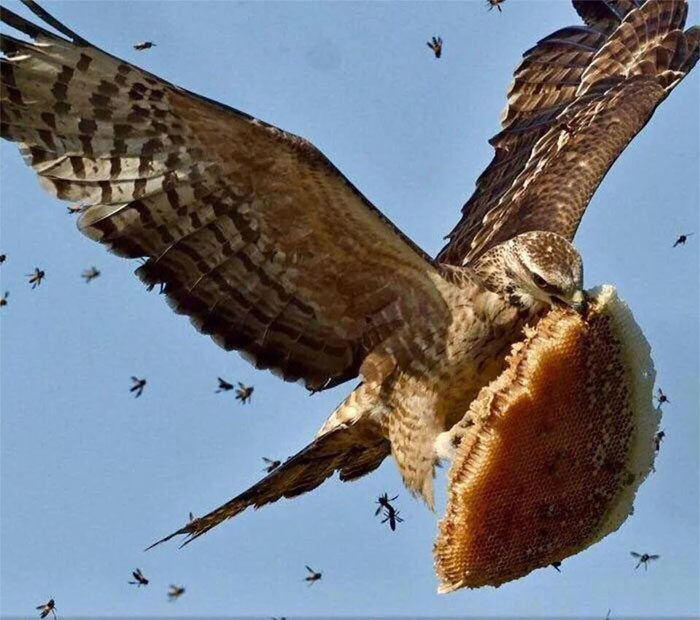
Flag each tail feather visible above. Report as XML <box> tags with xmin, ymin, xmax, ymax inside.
<box><xmin>147</xmin><ymin>421</ymin><xmax>389</xmax><ymax>549</ymax></box>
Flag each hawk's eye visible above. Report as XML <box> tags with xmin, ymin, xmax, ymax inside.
<box><xmin>533</xmin><ymin>273</ymin><xmax>548</xmax><ymax>288</ymax></box>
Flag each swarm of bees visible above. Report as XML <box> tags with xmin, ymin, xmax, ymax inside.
<box><xmin>426</xmin><ymin>36</ymin><xmax>442</xmax><ymax>58</ymax></box>
<box><xmin>167</xmin><ymin>584</ymin><xmax>185</xmax><ymax>601</ymax></box>
<box><xmin>304</xmin><ymin>566</ymin><xmax>322</xmax><ymax>586</ymax></box>
<box><xmin>130</xmin><ymin>377</ymin><xmax>147</xmax><ymax>398</ymax></box>
<box><xmin>81</xmin><ymin>267</ymin><xmax>100</xmax><ymax>283</ymax></box>
<box><xmin>27</xmin><ymin>268</ymin><xmax>45</xmax><ymax>289</ymax></box>
<box><xmin>630</xmin><ymin>552</ymin><xmax>660</xmax><ymax>571</ymax></box>
<box><xmin>673</xmin><ymin>233</ymin><xmax>693</xmax><ymax>247</ymax></box>
<box><xmin>36</xmin><ymin>599</ymin><xmax>56</xmax><ymax>619</ymax></box>
<box><xmin>133</xmin><ymin>41</ymin><xmax>156</xmax><ymax>51</ymax></box>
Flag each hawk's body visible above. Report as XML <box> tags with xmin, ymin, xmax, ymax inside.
<box><xmin>1</xmin><ymin>0</ymin><xmax>697</xmax><ymax>545</ymax></box>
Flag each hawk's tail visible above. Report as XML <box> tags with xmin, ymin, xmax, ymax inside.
<box><xmin>147</xmin><ymin>415</ymin><xmax>388</xmax><ymax>549</ymax></box>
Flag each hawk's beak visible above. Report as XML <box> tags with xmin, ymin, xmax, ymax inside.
<box><xmin>569</xmin><ymin>289</ymin><xmax>587</xmax><ymax>315</ymax></box>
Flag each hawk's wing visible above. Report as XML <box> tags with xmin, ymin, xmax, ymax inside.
<box><xmin>1</xmin><ymin>1</ymin><xmax>448</xmax><ymax>391</ymax></box>
<box><xmin>438</xmin><ymin>0</ymin><xmax>699</xmax><ymax>265</ymax></box>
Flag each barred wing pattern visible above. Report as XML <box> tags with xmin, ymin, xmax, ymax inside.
<box><xmin>438</xmin><ymin>0</ymin><xmax>699</xmax><ymax>265</ymax></box>
<box><xmin>1</xmin><ymin>1</ymin><xmax>448</xmax><ymax>391</ymax></box>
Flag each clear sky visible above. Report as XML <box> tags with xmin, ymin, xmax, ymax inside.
<box><xmin>1</xmin><ymin>1</ymin><xmax>698</xmax><ymax>618</ymax></box>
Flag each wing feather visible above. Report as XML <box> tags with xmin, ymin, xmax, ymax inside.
<box><xmin>438</xmin><ymin>0</ymin><xmax>698</xmax><ymax>265</ymax></box>
<box><xmin>1</xmin><ymin>2</ymin><xmax>447</xmax><ymax>391</ymax></box>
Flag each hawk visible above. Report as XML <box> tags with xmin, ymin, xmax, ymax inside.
<box><xmin>1</xmin><ymin>0</ymin><xmax>697</xmax><ymax>548</ymax></box>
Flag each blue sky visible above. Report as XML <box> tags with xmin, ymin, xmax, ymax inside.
<box><xmin>1</xmin><ymin>1</ymin><xmax>698</xmax><ymax>618</ymax></box>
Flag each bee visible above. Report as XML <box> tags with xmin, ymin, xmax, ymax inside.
<box><xmin>654</xmin><ymin>388</ymin><xmax>669</xmax><ymax>407</ymax></box>
<box><xmin>426</xmin><ymin>36</ymin><xmax>442</xmax><ymax>58</ymax></box>
<box><xmin>235</xmin><ymin>382</ymin><xmax>254</xmax><ymax>404</ymax></box>
<box><xmin>630</xmin><ymin>551</ymin><xmax>660</xmax><ymax>570</ymax></box>
<box><xmin>27</xmin><ymin>268</ymin><xmax>45</xmax><ymax>289</ymax></box>
<box><xmin>130</xmin><ymin>376</ymin><xmax>147</xmax><ymax>398</ymax></box>
<box><xmin>262</xmin><ymin>457</ymin><xmax>281</xmax><ymax>473</ymax></box>
<box><xmin>67</xmin><ymin>205</ymin><xmax>83</xmax><ymax>215</ymax></box>
<box><xmin>673</xmin><ymin>232</ymin><xmax>693</xmax><ymax>247</ymax></box>
<box><xmin>486</xmin><ymin>0</ymin><xmax>506</xmax><ymax>12</ymax></box>
<box><xmin>36</xmin><ymin>599</ymin><xmax>56</xmax><ymax>619</ymax></box>
<box><xmin>654</xmin><ymin>430</ymin><xmax>665</xmax><ymax>453</ymax></box>
<box><xmin>167</xmin><ymin>585</ymin><xmax>185</xmax><ymax>600</ymax></box>
<box><xmin>0</xmin><ymin>253</ymin><xmax>5</xmax><ymax>263</ymax></box>
<box><xmin>216</xmin><ymin>377</ymin><xmax>234</xmax><ymax>393</ymax></box>
<box><xmin>81</xmin><ymin>266</ymin><xmax>101</xmax><ymax>283</ymax></box>
<box><xmin>129</xmin><ymin>568</ymin><xmax>149</xmax><ymax>587</ymax></box>
<box><xmin>0</xmin><ymin>291</ymin><xmax>8</xmax><ymax>307</ymax></box>
<box><xmin>304</xmin><ymin>565</ymin><xmax>322</xmax><ymax>586</ymax></box>
<box><xmin>375</xmin><ymin>493</ymin><xmax>403</xmax><ymax>531</ymax></box>
<box><xmin>551</xmin><ymin>561</ymin><xmax>562</xmax><ymax>572</ymax></box>
<box><xmin>133</xmin><ymin>41</ymin><xmax>156</xmax><ymax>51</ymax></box>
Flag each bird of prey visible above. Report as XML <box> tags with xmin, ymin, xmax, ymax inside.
<box><xmin>128</xmin><ymin>568</ymin><xmax>149</xmax><ymax>586</ymax></box>
<box><xmin>487</xmin><ymin>0</ymin><xmax>506</xmax><ymax>13</ymax></box>
<box><xmin>630</xmin><ymin>551</ymin><xmax>660</xmax><ymax>570</ymax></box>
<box><xmin>304</xmin><ymin>566</ymin><xmax>322</xmax><ymax>585</ymax></box>
<box><xmin>0</xmin><ymin>0</ymin><xmax>697</xmax><ymax>548</ymax></box>
<box><xmin>673</xmin><ymin>232</ymin><xmax>693</xmax><ymax>246</ymax></box>
<box><xmin>426</xmin><ymin>36</ymin><xmax>442</xmax><ymax>58</ymax></box>
<box><xmin>262</xmin><ymin>457</ymin><xmax>281</xmax><ymax>473</ymax></box>
<box><xmin>130</xmin><ymin>376</ymin><xmax>147</xmax><ymax>398</ymax></box>
<box><xmin>215</xmin><ymin>377</ymin><xmax>234</xmax><ymax>393</ymax></box>
<box><xmin>235</xmin><ymin>382</ymin><xmax>254</xmax><ymax>404</ymax></box>
<box><xmin>0</xmin><ymin>291</ymin><xmax>8</xmax><ymax>307</ymax></box>
<box><xmin>27</xmin><ymin>267</ymin><xmax>45</xmax><ymax>289</ymax></box>
<box><xmin>35</xmin><ymin>599</ymin><xmax>56</xmax><ymax>619</ymax></box>
<box><xmin>167</xmin><ymin>585</ymin><xmax>185</xmax><ymax>600</ymax></box>
<box><xmin>81</xmin><ymin>266</ymin><xmax>100</xmax><ymax>282</ymax></box>
<box><xmin>133</xmin><ymin>41</ymin><xmax>156</xmax><ymax>51</ymax></box>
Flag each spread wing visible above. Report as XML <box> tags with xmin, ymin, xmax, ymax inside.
<box><xmin>1</xmin><ymin>1</ymin><xmax>448</xmax><ymax>391</ymax></box>
<box><xmin>438</xmin><ymin>0</ymin><xmax>699</xmax><ymax>265</ymax></box>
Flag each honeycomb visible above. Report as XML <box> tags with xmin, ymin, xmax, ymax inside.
<box><xmin>434</xmin><ymin>285</ymin><xmax>660</xmax><ymax>592</ymax></box>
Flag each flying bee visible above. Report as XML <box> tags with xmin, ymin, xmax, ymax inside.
<box><xmin>27</xmin><ymin>268</ymin><xmax>45</xmax><ymax>289</ymax></box>
<box><xmin>81</xmin><ymin>266</ymin><xmax>100</xmax><ymax>283</ymax></box>
<box><xmin>381</xmin><ymin>507</ymin><xmax>404</xmax><ymax>531</ymax></box>
<box><xmin>654</xmin><ymin>388</ymin><xmax>669</xmax><ymax>406</ymax></box>
<box><xmin>235</xmin><ymin>382</ymin><xmax>254</xmax><ymax>404</ymax></box>
<box><xmin>262</xmin><ymin>457</ymin><xmax>281</xmax><ymax>473</ymax></box>
<box><xmin>133</xmin><ymin>41</ymin><xmax>156</xmax><ymax>51</ymax></box>
<box><xmin>304</xmin><ymin>565</ymin><xmax>322</xmax><ymax>585</ymax></box>
<box><xmin>426</xmin><ymin>36</ymin><xmax>442</xmax><ymax>58</ymax></box>
<box><xmin>129</xmin><ymin>568</ymin><xmax>149</xmax><ymax>586</ymax></box>
<box><xmin>67</xmin><ymin>204</ymin><xmax>83</xmax><ymax>215</ymax></box>
<box><xmin>673</xmin><ymin>232</ymin><xmax>693</xmax><ymax>247</ymax></box>
<box><xmin>630</xmin><ymin>551</ymin><xmax>659</xmax><ymax>570</ymax></box>
<box><xmin>216</xmin><ymin>377</ymin><xmax>234</xmax><ymax>393</ymax></box>
<box><xmin>486</xmin><ymin>0</ymin><xmax>506</xmax><ymax>12</ymax></box>
<box><xmin>375</xmin><ymin>493</ymin><xmax>403</xmax><ymax>531</ymax></box>
<box><xmin>551</xmin><ymin>561</ymin><xmax>562</xmax><ymax>572</ymax></box>
<box><xmin>36</xmin><ymin>599</ymin><xmax>56</xmax><ymax>619</ymax></box>
<box><xmin>654</xmin><ymin>430</ymin><xmax>665</xmax><ymax>453</ymax></box>
<box><xmin>0</xmin><ymin>253</ymin><xmax>5</xmax><ymax>263</ymax></box>
<box><xmin>188</xmin><ymin>512</ymin><xmax>196</xmax><ymax>522</ymax></box>
<box><xmin>167</xmin><ymin>585</ymin><xmax>185</xmax><ymax>600</ymax></box>
<box><xmin>130</xmin><ymin>376</ymin><xmax>147</xmax><ymax>398</ymax></box>
<box><xmin>0</xmin><ymin>291</ymin><xmax>8</xmax><ymax>307</ymax></box>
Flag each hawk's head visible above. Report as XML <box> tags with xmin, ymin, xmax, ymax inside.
<box><xmin>476</xmin><ymin>231</ymin><xmax>586</xmax><ymax>314</ymax></box>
